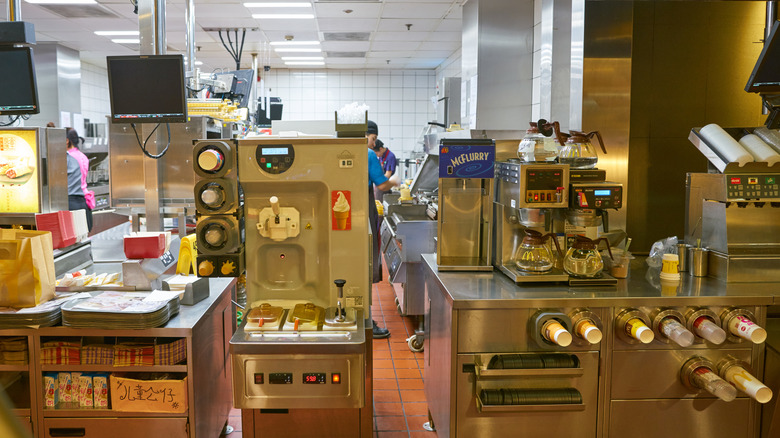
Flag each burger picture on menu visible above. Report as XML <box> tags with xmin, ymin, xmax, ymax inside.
<box><xmin>0</xmin><ymin>133</ymin><xmax>36</xmax><ymax>186</ymax></box>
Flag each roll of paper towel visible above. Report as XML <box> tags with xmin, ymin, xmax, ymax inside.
<box><xmin>739</xmin><ymin>134</ymin><xmax>780</xmax><ymax>165</ymax></box>
<box><xmin>753</xmin><ymin>127</ymin><xmax>780</xmax><ymax>154</ymax></box>
<box><xmin>699</xmin><ymin>124</ymin><xmax>754</xmax><ymax>166</ymax></box>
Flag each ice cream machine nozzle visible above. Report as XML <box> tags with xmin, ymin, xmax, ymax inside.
<box><xmin>257</xmin><ymin>195</ymin><xmax>300</xmax><ymax>241</ymax></box>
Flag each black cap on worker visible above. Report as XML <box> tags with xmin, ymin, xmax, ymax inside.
<box><xmin>66</xmin><ymin>128</ymin><xmax>81</xmax><ymax>147</ymax></box>
<box><xmin>366</xmin><ymin>120</ymin><xmax>378</xmax><ymax>136</ymax></box>
<box><xmin>372</xmin><ymin>139</ymin><xmax>384</xmax><ymax>151</ymax></box>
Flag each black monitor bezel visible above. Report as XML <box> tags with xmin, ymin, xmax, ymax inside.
<box><xmin>0</xmin><ymin>46</ymin><xmax>40</xmax><ymax>116</ymax></box>
<box><xmin>107</xmin><ymin>54</ymin><xmax>188</xmax><ymax>124</ymax></box>
<box><xmin>746</xmin><ymin>20</ymin><xmax>780</xmax><ymax>93</ymax></box>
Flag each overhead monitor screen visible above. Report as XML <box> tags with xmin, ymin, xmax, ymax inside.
<box><xmin>107</xmin><ymin>54</ymin><xmax>188</xmax><ymax>123</ymax></box>
<box><xmin>0</xmin><ymin>47</ymin><xmax>40</xmax><ymax>116</ymax></box>
<box><xmin>746</xmin><ymin>20</ymin><xmax>780</xmax><ymax>93</ymax></box>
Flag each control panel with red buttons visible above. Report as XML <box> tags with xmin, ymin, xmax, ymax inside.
<box><xmin>570</xmin><ymin>182</ymin><xmax>623</xmax><ymax>209</ymax></box>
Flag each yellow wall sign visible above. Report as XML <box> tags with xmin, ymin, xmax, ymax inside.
<box><xmin>0</xmin><ymin>130</ymin><xmax>39</xmax><ymax>214</ymax></box>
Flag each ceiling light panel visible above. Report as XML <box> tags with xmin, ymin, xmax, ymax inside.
<box><xmin>111</xmin><ymin>38</ymin><xmax>140</xmax><ymax>44</ymax></box>
<box><xmin>245</xmin><ymin>2</ymin><xmax>311</xmax><ymax>7</ymax></box>
<box><xmin>285</xmin><ymin>62</ymin><xmax>325</xmax><ymax>66</ymax></box>
<box><xmin>270</xmin><ymin>40</ymin><xmax>321</xmax><ymax>46</ymax></box>
<box><xmin>252</xmin><ymin>13</ymin><xmax>314</xmax><ymax>19</ymax></box>
<box><xmin>94</xmin><ymin>31</ymin><xmax>139</xmax><ymax>36</ymax></box>
<box><xmin>322</xmin><ymin>32</ymin><xmax>370</xmax><ymax>42</ymax></box>
<box><xmin>25</xmin><ymin>0</ymin><xmax>95</xmax><ymax>4</ymax></box>
<box><xmin>281</xmin><ymin>56</ymin><xmax>325</xmax><ymax>60</ymax></box>
<box><xmin>381</xmin><ymin>3</ymin><xmax>451</xmax><ymax>19</ymax></box>
<box><xmin>274</xmin><ymin>48</ymin><xmax>323</xmax><ymax>53</ymax></box>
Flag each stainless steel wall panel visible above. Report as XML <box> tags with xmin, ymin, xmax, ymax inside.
<box><xmin>609</xmin><ymin>399</ymin><xmax>753</xmax><ymax>438</ymax></box>
<box><xmin>424</xmin><ymin>269</ymin><xmax>456</xmax><ymax>438</ymax></box>
<box><xmin>610</xmin><ymin>349</ymin><xmax>752</xmax><ymax>399</ymax></box>
<box><xmin>27</xmin><ymin>44</ymin><xmax>81</xmax><ymax>130</ymax></box>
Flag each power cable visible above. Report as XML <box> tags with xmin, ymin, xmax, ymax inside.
<box><xmin>130</xmin><ymin>122</ymin><xmax>171</xmax><ymax>159</ymax></box>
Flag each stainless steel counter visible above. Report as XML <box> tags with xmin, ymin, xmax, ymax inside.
<box><xmin>421</xmin><ymin>253</ymin><xmax>779</xmax><ymax>438</ymax></box>
<box><xmin>422</xmin><ymin>254</ymin><xmax>778</xmax><ymax>308</ymax></box>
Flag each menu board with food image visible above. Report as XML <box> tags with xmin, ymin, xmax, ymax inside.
<box><xmin>0</xmin><ymin>130</ymin><xmax>39</xmax><ymax>213</ymax></box>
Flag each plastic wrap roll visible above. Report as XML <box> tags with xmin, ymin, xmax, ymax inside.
<box><xmin>739</xmin><ymin>134</ymin><xmax>780</xmax><ymax>165</ymax></box>
<box><xmin>699</xmin><ymin>124</ymin><xmax>754</xmax><ymax>166</ymax></box>
<box><xmin>753</xmin><ymin>127</ymin><xmax>780</xmax><ymax>154</ymax></box>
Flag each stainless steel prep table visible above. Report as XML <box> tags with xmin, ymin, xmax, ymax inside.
<box><xmin>0</xmin><ymin>278</ymin><xmax>236</xmax><ymax>438</ymax></box>
<box><xmin>421</xmin><ymin>253</ymin><xmax>779</xmax><ymax>438</ymax></box>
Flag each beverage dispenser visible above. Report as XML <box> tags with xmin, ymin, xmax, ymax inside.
<box><xmin>437</xmin><ymin>139</ymin><xmax>495</xmax><ymax>271</ymax></box>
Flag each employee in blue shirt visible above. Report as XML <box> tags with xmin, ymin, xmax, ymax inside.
<box><xmin>372</xmin><ymin>139</ymin><xmax>397</xmax><ymax>202</ymax></box>
<box><xmin>367</xmin><ymin>120</ymin><xmax>399</xmax><ymax>338</ymax></box>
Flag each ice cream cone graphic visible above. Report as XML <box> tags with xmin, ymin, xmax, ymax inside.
<box><xmin>333</xmin><ymin>191</ymin><xmax>351</xmax><ymax>230</ymax></box>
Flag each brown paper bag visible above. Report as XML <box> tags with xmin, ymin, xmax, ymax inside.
<box><xmin>0</xmin><ymin>229</ymin><xmax>56</xmax><ymax>308</ymax></box>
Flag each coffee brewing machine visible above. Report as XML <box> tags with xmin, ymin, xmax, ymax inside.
<box><xmin>492</xmin><ymin>160</ymin><xmax>623</xmax><ymax>284</ymax></box>
<box><xmin>194</xmin><ymin>137</ymin><xmax>372</xmax><ymax>437</ymax></box>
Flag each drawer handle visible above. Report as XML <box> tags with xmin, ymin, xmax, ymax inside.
<box><xmin>49</xmin><ymin>428</ymin><xmax>86</xmax><ymax>437</ymax></box>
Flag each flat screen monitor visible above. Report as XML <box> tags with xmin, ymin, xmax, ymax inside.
<box><xmin>107</xmin><ymin>55</ymin><xmax>187</xmax><ymax>123</ymax></box>
<box><xmin>746</xmin><ymin>21</ymin><xmax>780</xmax><ymax>93</ymax></box>
<box><xmin>0</xmin><ymin>47</ymin><xmax>40</xmax><ymax>116</ymax></box>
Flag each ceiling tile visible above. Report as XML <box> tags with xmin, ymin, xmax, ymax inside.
<box><xmin>252</xmin><ymin>18</ymin><xmax>318</xmax><ymax>32</ymax></box>
<box><xmin>366</xmin><ymin>50</ymin><xmax>415</xmax><ymax>58</ymax></box>
<box><xmin>191</xmin><ymin>4</ymin><xmax>253</xmax><ymax>18</ymax></box>
<box><xmin>314</xmin><ymin>2</ymin><xmax>382</xmax><ymax>19</ymax></box>
<box><xmin>411</xmin><ymin>50</ymin><xmax>452</xmax><ymax>58</ymax></box>
<box><xmin>435</xmin><ymin>18</ymin><xmax>461</xmax><ymax>32</ymax></box>
<box><xmin>381</xmin><ymin>3</ymin><xmax>451</xmax><ymax>19</ymax></box>
<box><xmin>371</xmin><ymin>41</ymin><xmax>420</xmax><ymax>51</ymax></box>
<box><xmin>321</xmin><ymin>41</ymin><xmax>371</xmax><ymax>51</ymax></box>
<box><xmin>317</xmin><ymin>17</ymin><xmax>377</xmax><ymax>32</ymax></box>
<box><xmin>263</xmin><ymin>30</ymin><xmax>320</xmax><ymax>42</ymax></box>
<box><xmin>419</xmin><ymin>40</ymin><xmax>459</xmax><ymax>51</ymax></box>
<box><xmin>373</xmin><ymin>31</ymin><xmax>430</xmax><ymax>42</ymax></box>
<box><xmin>426</xmin><ymin>31</ymin><xmax>460</xmax><ymax>42</ymax></box>
<box><xmin>378</xmin><ymin>19</ymin><xmax>439</xmax><ymax>32</ymax></box>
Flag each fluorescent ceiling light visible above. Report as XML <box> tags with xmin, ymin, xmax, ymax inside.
<box><xmin>274</xmin><ymin>48</ymin><xmax>322</xmax><ymax>53</ymax></box>
<box><xmin>281</xmin><ymin>56</ymin><xmax>323</xmax><ymax>61</ymax></box>
<box><xmin>25</xmin><ymin>0</ymin><xmax>95</xmax><ymax>4</ymax></box>
<box><xmin>195</xmin><ymin>61</ymin><xmax>204</xmax><ymax>66</ymax></box>
<box><xmin>95</xmin><ymin>31</ymin><xmax>139</xmax><ymax>36</ymax></box>
<box><xmin>112</xmin><ymin>39</ymin><xmax>140</xmax><ymax>44</ymax></box>
<box><xmin>245</xmin><ymin>2</ymin><xmax>311</xmax><ymax>7</ymax></box>
<box><xmin>252</xmin><ymin>14</ymin><xmax>314</xmax><ymax>19</ymax></box>
<box><xmin>285</xmin><ymin>62</ymin><xmax>325</xmax><ymax>66</ymax></box>
<box><xmin>270</xmin><ymin>40</ymin><xmax>320</xmax><ymax>46</ymax></box>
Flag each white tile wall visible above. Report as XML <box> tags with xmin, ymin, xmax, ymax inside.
<box><xmin>80</xmin><ymin>62</ymin><xmax>111</xmax><ymax>128</ymax></box>
<box><xmin>261</xmin><ymin>69</ymin><xmax>437</xmax><ymax>159</ymax></box>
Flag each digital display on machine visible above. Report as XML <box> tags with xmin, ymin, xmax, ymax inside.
<box><xmin>262</xmin><ymin>147</ymin><xmax>288</xmax><ymax>155</ymax></box>
<box><xmin>746</xmin><ymin>21</ymin><xmax>780</xmax><ymax>92</ymax></box>
<box><xmin>107</xmin><ymin>55</ymin><xmax>188</xmax><ymax>123</ymax></box>
<box><xmin>269</xmin><ymin>373</ymin><xmax>293</xmax><ymax>384</ymax></box>
<box><xmin>302</xmin><ymin>373</ymin><xmax>326</xmax><ymax>384</ymax></box>
<box><xmin>593</xmin><ymin>190</ymin><xmax>611</xmax><ymax>196</ymax></box>
<box><xmin>0</xmin><ymin>47</ymin><xmax>39</xmax><ymax>116</ymax></box>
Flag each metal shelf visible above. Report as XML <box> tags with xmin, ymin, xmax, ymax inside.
<box><xmin>41</xmin><ymin>365</ymin><xmax>187</xmax><ymax>373</ymax></box>
<box><xmin>476</xmin><ymin>366</ymin><xmax>585</xmax><ymax>379</ymax></box>
<box><xmin>0</xmin><ymin>364</ymin><xmax>30</xmax><ymax>372</ymax></box>
<box><xmin>43</xmin><ymin>408</ymin><xmax>187</xmax><ymax>418</ymax></box>
<box><xmin>476</xmin><ymin>395</ymin><xmax>586</xmax><ymax>413</ymax></box>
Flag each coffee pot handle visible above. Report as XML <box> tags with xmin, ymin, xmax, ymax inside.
<box><xmin>596</xmin><ymin>237</ymin><xmax>613</xmax><ymax>260</ymax></box>
<box><xmin>588</xmin><ymin>131</ymin><xmax>607</xmax><ymax>154</ymax></box>
<box><xmin>553</xmin><ymin>121</ymin><xmax>569</xmax><ymax>146</ymax></box>
<box><xmin>544</xmin><ymin>233</ymin><xmax>564</xmax><ymax>259</ymax></box>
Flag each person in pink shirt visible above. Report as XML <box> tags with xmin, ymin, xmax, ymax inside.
<box><xmin>66</xmin><ymin>129</ymin><xmax>94</xmax><ymax>230</ymax></box>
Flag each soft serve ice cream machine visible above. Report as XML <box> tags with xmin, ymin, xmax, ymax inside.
<box><xmin>195</xmin><ymin>137</ymin><xmax>372</xmax><ymax>437</ymax></box>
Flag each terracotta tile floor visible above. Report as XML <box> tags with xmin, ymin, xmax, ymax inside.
<box><xmin>221</xmin><ymin>276</ymin><xmax>435</xmax><ymax>438</ymax></box>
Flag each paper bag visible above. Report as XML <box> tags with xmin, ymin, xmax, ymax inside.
<box><xmin>0</xmin><ymin>229</ymin><xmax>56</xmax><ymax>307</ymax></box>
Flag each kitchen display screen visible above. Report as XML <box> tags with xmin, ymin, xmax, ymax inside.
<box><xmin>262</xmin><ymin>147</ymin><xmax>288</xmax><ymax>155</ymax></box>
<box><xmin>0</xmin><ymin>47</ymin><xmax>39</xmax><ymax>116</ymax></box>
<box><xmin>594</xmin><ymin>190</ymin><xmax>611</xmax><ymax>196</ymax></box>
<box><xmin>302</xmin><ymin>373</ymin><xmax>326</xmax><ymax>384</ymax></box>
<box><xmin>107</xmin><ymin>55</ymin><xmax>187</xmax><ymax>123</ymax></box>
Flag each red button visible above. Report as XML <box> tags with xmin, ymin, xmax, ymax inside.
<box><xmin>332</xmin><ymin>373</ymin><xmax>341</xmax><ymax>384</ymax></box>
<box><xmin>260</xmin><ymin>158</ymin><xmax>266</xmax><ymax>163</ymax></box>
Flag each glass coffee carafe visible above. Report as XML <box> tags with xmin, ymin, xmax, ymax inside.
<box><xmin>557</xmin><ymin>130</ymin><xmax>607</xmax><ymax>169</ymax></box>
<box><xmin>517</xmin><ymin>120</ymin><xmax>564</xmax><ymax>163</ymax></box>
<box><xmin>563</xmin><ymin>236</ymin><xmax>613</xmax><ymax>278</ymax></box>
<box><xmin>513</xmin><ymin>229</ymin><xmax>563</xmax><ymax>273</ymax></box>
